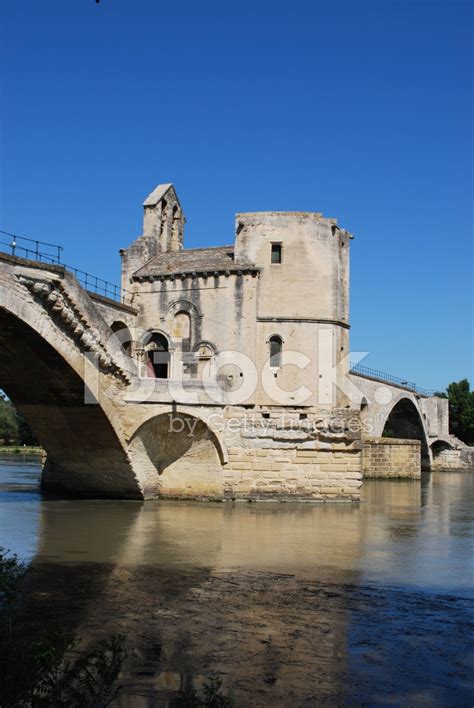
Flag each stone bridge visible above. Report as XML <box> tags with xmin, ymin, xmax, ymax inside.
<box><xmin>348</xmin><ymin>371</ymin><xmax>453</xmax><ymax>472</ymax></box>
<box><xmin>0</xmin><ymin>253</ymin><xmax>460</xmax><ymax>500</ymax></box>
<box><xmin>0</xmin><ymin>254</ymin><xmax>231</xmax><ymax>499</ymax></box>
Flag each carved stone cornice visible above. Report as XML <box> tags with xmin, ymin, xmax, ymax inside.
<box><xmin>17</xmin><ymin>275</ymin><xmax>131</xmax><ymax>384</ymax></box>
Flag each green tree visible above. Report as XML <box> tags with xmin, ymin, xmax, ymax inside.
<box><xmin>16</xmin><ymin>411</ymin><xmax>38</xmax><ymax>446</ymax></box>
<box><xmin>0</xmin><ymin>394</ymin><xmax>19</xmax><ymax>444</ymax></box>
<box><xmin>0</xmin><ymin>392</ymin><xmax>38</xmax><ymax>446</ymax></box>
<box><xmin>435</xmin><ymin>379</ymin><xmax>474</xmax><ymax>445</ymax></box>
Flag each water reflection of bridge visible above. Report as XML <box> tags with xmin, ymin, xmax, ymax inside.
<box><xmin>18</xmin><ymin>471</ymin><xmax>473</xmax><ymax>705</ymax></box>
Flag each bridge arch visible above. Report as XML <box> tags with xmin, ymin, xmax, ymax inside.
<box><xmin>128</xmin><ymin>411</ymin><xmax>225</xmax><ymax>499</ymax></box>
<box><xmin>0</xmin><ymin>308</ymin><xmax>142</xmax><ymax>497</ymax></box>
<box><xmin>381</xmin><ymin>396</ymin><xmax>431</xmax><ymax>468</ymax></box>
<box><xmin>0</xmin><ymin>269</ymin><xmax>143</xmax><ymax>498</ymax></box>
<box><xmin>430</xmin><ymin>438</ymin><xmax>454</xmax><ymax>456</ymax></box>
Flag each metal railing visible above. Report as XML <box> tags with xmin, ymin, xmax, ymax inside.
<box><xmin>64</xmin><ymin>265</ymin><xmax>130</xmax><ymax>304</ymax></box>
<box><xmin>350</xmin><ymin>363</ymin><xmax>434</xmax><ymax>397</ymax></box>
<box><xmin>0</xmin><ymin>230</ymin><xmax>63</xmax><ymax>264</ymax></box>
<box><xmin>0</xmin><ymin>229</ymin><xmax>131</xmax><ymax>305</ymax></box>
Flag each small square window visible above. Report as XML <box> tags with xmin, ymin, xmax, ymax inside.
<box><xmin>271</xmin><ymin>243</ymin><xmax>282</xmax><ymax>264</ymax></box>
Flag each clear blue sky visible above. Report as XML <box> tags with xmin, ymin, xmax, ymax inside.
<box><xmin>1</xmin><ymin>0</ymin><xmax>472</xmax><ymax>391</ymax></box>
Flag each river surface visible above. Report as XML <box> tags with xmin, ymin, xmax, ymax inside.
<box><xmin>0</xmin><ymin>454</ymin><xmax>473</xmax><ymax>706</ymax></box>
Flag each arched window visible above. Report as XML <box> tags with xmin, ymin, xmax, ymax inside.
<box><xmin>195</xmin><ymin>343</ymin><xmax>215</xmax><ymax>380</ymax></box>
<box><xmin>172</xmin><ymin>311</ymin><xmax>191</xmax><ymax>340</ymax></box>
<box><xmin>146</xmin><ymin>333</ymin><xmax>169</xmax><ymax>379</ymax></box>
<box><xmin>269</xmin><ymin>335</ymin><xmax>282</xmax><ymax>368</ymax></box>
<box><xmin>110</xmin><ymin>321</ymin><xmax>132</xmax><ymax>355</ymax></box>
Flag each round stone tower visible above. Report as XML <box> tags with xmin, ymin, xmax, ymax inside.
<box><xmin>234</xmin><ymin>211</ymin><xmax>352</xmax><ymax>407</ymax></box>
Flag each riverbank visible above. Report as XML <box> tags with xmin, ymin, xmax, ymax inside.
<box><xmin>0</xmin><ymin>446</ymin><xmax>43</xmax><ymax>455</ymax></box>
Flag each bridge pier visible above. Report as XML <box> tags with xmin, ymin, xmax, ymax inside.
<box><xmin>361</xmin><ymin>438</ymin><xmax>421</xmax><ymax>479</ymax></box>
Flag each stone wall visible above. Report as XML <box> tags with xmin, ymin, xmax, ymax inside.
<box><xmin>362</xmin><ymin>437</ymin><xmax>421</xmax><ymax>479</ymax></box>
<box><xmin>89</xmin><ymin>293</ymin><xmax>138</xmax><ymax>330</ymax></box>
<box><xmin>420</xmin><ymin>396</ymin><xmax>450</xmax><ymax>438</ymax></box>
<box><xmin>221</xmin><ymin>407</ymin><xmax>362</xmax><ymax>501</ymax></box>
<box><xmin>431</xmin><ymin>447</ymin><xmax>474</xmax><ymax>471</ymax></box>
<box><xmin>225</xmin><ymin>446</ymin><xmax>361</xmax><ymax>501</ymax></box>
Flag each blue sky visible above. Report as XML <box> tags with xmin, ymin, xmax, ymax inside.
<box><xmin>1</xmin><ymin>0</ymin><xmax>472</xmax><ymax>390</ymax></box>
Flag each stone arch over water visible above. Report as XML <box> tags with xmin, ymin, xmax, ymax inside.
<box><xmin>0</xmin><ymin>307</ymin><xmax>141</xmax><ymax>498</ymax></box>
<box><xmin>128</xmin><ymin>412</ymin><xmax>225</xmax><ymax>500</ymax></box>
<box><xmin>381</xmin><ymin>397</ymin><xmax>431</xmax><ymax>468</ymax></box>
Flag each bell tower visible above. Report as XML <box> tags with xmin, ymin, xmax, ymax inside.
<box><xmin>120</xmin><ymin>183</ymin><xmax>185</xmax><ymax>288</ymax></box>
<box><xmin>142</xmin><ymin>183</ymin><xmax>184</xmax><ymax>253</ymax></box>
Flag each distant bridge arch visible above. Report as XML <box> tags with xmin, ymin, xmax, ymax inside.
<box><xmin>380</xmin><ymin>396</ymin><xmax>431</xmax><ymax>466</ymax></box>
<box><xmin>349</xmin><ymin>371</ymin><xmax>450</xmax><ymax>469</ymax></box>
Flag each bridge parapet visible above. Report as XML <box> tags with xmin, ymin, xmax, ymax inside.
<box><xmin>350</xmin><ymin>363</ymin><xmax>434</xmax><ymax>397</ymax></box>
<box><xmin>0</xmin><ymin>240</ymin><xmax>133</xmax><ymax>305</ymax></box>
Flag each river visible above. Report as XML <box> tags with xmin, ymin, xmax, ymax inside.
<box><xmin>0</xmin><ymin>454</ymin><xmax>473</xmax><ymax>706</ymax></box>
